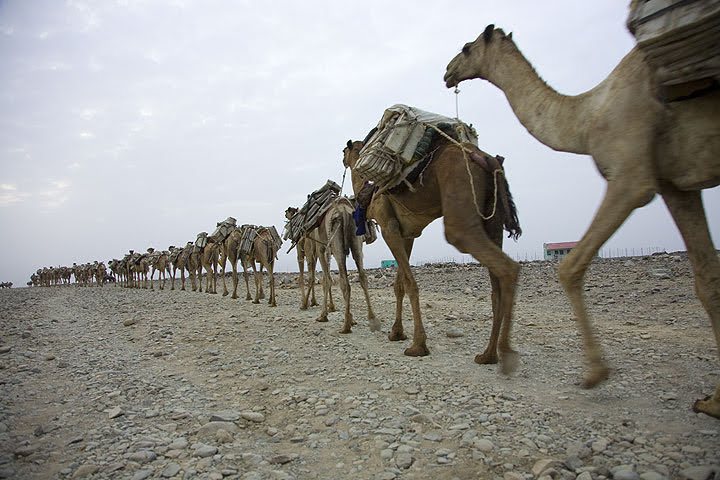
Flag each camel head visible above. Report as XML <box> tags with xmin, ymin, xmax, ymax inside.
<box><xmin>147</xmin><ymin>247</ymin><xmax>155</xmax><ymax>253</ymax></box>
<box><xmin>343</xmin><ymin>140</ymin><xmax>363</xmax><ymax>169</ymax></box>
<box><xmin>285</xmin><ymin>207</ymin><xmax>298</xmax><ymax>219</ymax></box>
<box><xmin>444</xmin><ymin>24</ymin><xmax>511</xmax><ymax>88</ymax></box>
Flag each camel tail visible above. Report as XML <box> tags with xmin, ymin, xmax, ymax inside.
<box><xmin>499</xmin><ymin>174</ymin><xmax>521</xmax><ymax>240</ymax></box>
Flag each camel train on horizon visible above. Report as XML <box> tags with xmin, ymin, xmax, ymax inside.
<box><xmin>26</xmin><ymin>12</ymin><xmax>720</xmax><ymax>419</ymax></box>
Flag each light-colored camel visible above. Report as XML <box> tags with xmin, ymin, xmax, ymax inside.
<box><xmin>148</xmin><ymin>248</ymin><xmax>170</xmax><ymax>290</ymax></box>
<box><xmin>169</xmin><ymin>244</ymin><xmax>193</xmax><ymax>291</ymax></box>
<box><xmin>313</xmin><ymin>196</ymin><xmax>380</xmax><ymax>333</ymax></box>
<box><xmin>219</xmin><ymin>228</ymin><xmax>253</xmax><ymax>300</ymax></box>
<box><xmin>247</xmin><ymin>226</ymin><xmax>280</xmax><ymax>307</ymax></box>
<box><xmin>343</xmin><ymin>138</ymin><xmax>521</xmax><ymax>369</ymax></box>
<box><xmin>444</xmin><ymin>24</ymin><xmax>720</xmax><ymax>418</ymax></box>
<box><xmin>200</xmin><ymin>239</ymin><xmax>221</xmax><ymax>294</ymax></box>
<box><xmin>285</xmin><ymin>207</ymin><xmax>319</xmax><ymax>310</ymax></box>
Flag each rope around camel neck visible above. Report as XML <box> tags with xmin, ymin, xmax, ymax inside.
<box><xmin>424</xmin><ymin>123</ymin><xmax>503</xmax><ymax>221</ymax></box>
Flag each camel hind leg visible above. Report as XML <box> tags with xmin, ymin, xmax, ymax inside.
<box><xmin>443</xmin><ymin>212</ymin><xmax>519</xmax><ymax>373</ymax></box>
<box><xmin>351</xmin><ymin>237</ymin><xmax>380</xmax><ymax>332</ymax></box>
<box><xmin>661</xmin><ymin>185</ymin><xmax>720</xmax><ymax>419</ymax></box>
<box><xmin>388</xmin><ymin>238</ymin><xmax>413</xmax><ymax>342</ymax></box>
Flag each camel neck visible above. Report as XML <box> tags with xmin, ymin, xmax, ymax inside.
<box><xmin>486</xmin><ymin>42</ymin><xmax>591</xmax><ymax>154</ymax></box>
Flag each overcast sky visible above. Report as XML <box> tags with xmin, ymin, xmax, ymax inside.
<box><xmin>1</xmin><ymin>0</ymin><xmax>718</xmax><ymax>287</ymax></box>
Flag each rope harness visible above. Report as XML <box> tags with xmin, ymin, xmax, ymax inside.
<box><xmin>424</xmin><ymin>123</ymin><xmax>504</xmax><ymax>221</ymax></box>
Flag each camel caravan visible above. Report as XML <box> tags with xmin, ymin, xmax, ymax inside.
<box><xmin>23</xmin><ymin>3</ymin><xmax>720</xmax><ymax>419</ymax></box>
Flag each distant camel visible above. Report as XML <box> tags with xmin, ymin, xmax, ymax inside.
<box><xmin>314</xmin><ymin>196</ymin><xmax>380</xmax><ymax>333</ymax></box>
<box><xmin>285</xmin><ymin>206</ymin><xmax>319</xmax><ymax>310</ymax></box>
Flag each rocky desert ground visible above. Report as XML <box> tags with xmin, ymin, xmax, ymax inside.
<box><xmin>1</xmin><ymin>253</ymin><xmax>719</xmax><ymax>480</ymax></box>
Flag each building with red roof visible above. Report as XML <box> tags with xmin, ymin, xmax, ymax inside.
<box><xmin>543</xmin><ymin>242</ymin><xmax>579</xmax><ymax>260</ymax></box>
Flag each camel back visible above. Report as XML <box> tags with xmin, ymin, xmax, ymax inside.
<box><xmin>283</xmin><ymin>180</ymin><xmax>341</xmax><ymax>245</ymax></box>
<box><xmin>356</xmin><ymin>105</ymin><xmax>478</xmax><ymax>193</ymax></box>
<box><xmin>627</xmin><ymin>0</ymin><xmax>720</xmax><ymax>96</ymax></box>
<box><xmin>210</xmin><ymin>217</ymin><xmax>237</xmax><ymax>242</ymax></box>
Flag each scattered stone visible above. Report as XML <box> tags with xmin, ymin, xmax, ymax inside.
<box><xmin>107</xmin><ymin>406</ymin><xmax>124</xmax><ymax>419</ymax></box>
<box><xmin>241</xmin><ymin>411</ymin><xmax>265</xmax><ymax>423</ymax></box>
<box><xmin>72</xmin><ymin>465</ymin><xmax>99</xmax><ymax>479</ymax></box>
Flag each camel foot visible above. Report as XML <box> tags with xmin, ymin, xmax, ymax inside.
<box><xmin>316</xmin><ymin>316</ymin><xmax>328</xmax><ymax>323</ymax></box>
<box><xmin>310</xmin><ymin>300</ymin><xmax>318</xmax><ymax>307</ymax></box>
<box><xmin>582</xmin><ymin>363</ymin><xmax>610</xmax><ymax>389</ymax></box>
<box><xmin>388</xmin><ymin>329</ymin><xmax>407</xmax><ymax>341</ymax></box>
<box><xmin>339</xmin><ymin>326</ymin><xmax>352</xmax><ymax>334</ymax></box>
<box><xmin>222</xmin><ymin>291</ymin><xmax>228</xmax><ymax>297</ymax></box>
<box><xmin>231</xmin><ymin>294</ymin><xmax>238</xmax><ymax>299</ymax></box>
<box><xmin>300</xmin><ymin>304</ymin><xmax>308</xmax><ymax>311</ymax></box>
<box><xmin>404</xmin><ymin>344</ymin><xmax>430</xmax><ymax>357</ymax></box>
<box><xmin>369</xmin><ymin>318</ymin><xmax>381</xmax><ymax>332</ymax></box>
<box><xmin>474</xmin><ymin>352</ymin><xmax>499</xmax><ymax>365</ymax></box>
<box><xmin>269</xmin><ymin>301</ymin><xmax>276</xmax><ymax>307</ymax></box>
<box><xmin>246</xmin><ymin>294</ymin><xmax>252</xmax><ymax>301</ymax></box>
<box><xmin>252</xmin><ymin>299</ymin><xmax>260</xmax><ymax>304</ymax></box>
<box><xmin>499</xmin><ymin>349</ymin><xmax>519</xmax><ymax>375</ymax></box>
<box><xmin>693</xmin><ymin>396</ymin><xmax>720</xmax><ymax>419</ymax></box>
<box><xmin>329</xmin><ymin>305</ymin><xmax>337</xmax><ymax>313</ymax></box>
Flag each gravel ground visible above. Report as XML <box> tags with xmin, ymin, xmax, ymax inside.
<box><xmin>1</xmin><ymin>253</ymin><xmax>719</xmax><ymax>480</ymax></box>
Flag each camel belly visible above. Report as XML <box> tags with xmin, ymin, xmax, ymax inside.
<box><xmin>657</xmin><ymin>91</ymin><xmax>720</xmax><ymax>190</ymax></box>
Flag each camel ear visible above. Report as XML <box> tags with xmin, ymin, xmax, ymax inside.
<box><xmin>483</xmin><ymin>24</ymin><xmax>494</xmax><ymax>43</ymax></box>
<box><xmin>507</xmin><ymin>32</ymin><xmax>512</xmax><ymax>40</ymax></box>
<box><xmin>346</xmin><ymin>140</ymin><xmax>353</xmax><ymax>150</ymax></box>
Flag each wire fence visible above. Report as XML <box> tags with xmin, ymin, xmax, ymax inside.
<box><xmin>416</xmin><ymin>246</ymin><xmax>670</xmax><ymax>266</ymax></box>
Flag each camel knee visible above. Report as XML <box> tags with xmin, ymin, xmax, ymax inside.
<box><xmin>558</xmin><ymin>257</ymin><xmax>584</xmax><ymax>292</ymax></box>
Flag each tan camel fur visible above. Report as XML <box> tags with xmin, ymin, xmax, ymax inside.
<box><xmin>219</xmin><ymin>229</ymin><xmax>254</xmax><ymax>300</ymax></box>
<box><xmin>169</xmin><ymin>244</ymin><xmax>193</xmax><ymax>291</ymax></box>
<box><xmin>321</xmin><ymin>197</ymin><xmax>380</xmax><ymax>333</ymax></box>
<box><xmin>148</xmin><ymin>248</ymin><xmax>170</xmax><ymax>290</ymax></box>
<box><xmin>444</xmin><ymin>25</ymin><xmax>720</xmax><ymax>418</ymax></box>
<box><xmin>200</xmin><ymin>239</ymin><xmax>222</xmax><ymax>294</ymax></box>
<box><xmin>285</xmin><ymin>207</ymin><xmax>319</xmax><ymax>310</ymax></box>
<box><xmin>186</xmin><ymin>244</ymin><xmax>201</xmax><ymax>292</ymax></box>
<box><xmin>343</xmin><ymin>139</ymin><xmax>521</xmax><ymax>371</ymax></box>
<box><xmin>248</xmin><ymin>227</ymin><xmax>280</xmax><ymax>307</ymax></box>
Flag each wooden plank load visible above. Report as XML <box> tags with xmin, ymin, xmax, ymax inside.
<box><xmin>266</xmin><ymin>225</ymin><xmax>282</xmax><ymax>250</ymax></box>
<box><xmin>210</xmin><ymin>217</ymin><xmax>237</xmax><ymax>242</ymax></box>
<box><xmin>283</xmin><ymin>180</ymin><xmax>342</xmax><ymax>246</ymax></box>
<box><xmin>194</xmin><ymin>232</ymin><xmax>209</xmax><ymax>254</ymax></box>
<box><xmin>627</xmin><ymin>0</ymin><xmax>720</xmax><ymax>94</ymax></box>
<box><xmin>239</xmin><ymin>224</ymin><xmax>258</xmax><ymax>255</ymax></box>
<box><xmin>356</xmin><ymin>105</ymin><xmax>478</xmax><ymax>193</ymax></box>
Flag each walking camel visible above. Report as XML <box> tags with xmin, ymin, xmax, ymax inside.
<box><xmin>444</xmin><ymin>25</ymin><xmax>720</xmax><ymax>418</ymax></box>
<box><xmin>219</xmin><ymin>228</ymin><xmax>253</xmax><ymax>300</ymax></box>
<box><xmin>284</xmin><ymin>206</ymin><xmax>320</xmax><ymax>310</ymax></box>
<box><xmin>307</xmin><ymin>197</ymin><xmax>380</xmax><ymax>333</ymax></box>
<box><xmin>248</xmin><ymin>226</ymin><xmax>281</xmax><ymax>307</ymax></box>
<box><xmin>342</xmin><ymin>136</ymin><xmax>521</xmax><ymax>370</ymax></box>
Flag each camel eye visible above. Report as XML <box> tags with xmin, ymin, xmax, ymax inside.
<box><xmin>462</xmin><ymin>43</ymin><xmax>471</xmax><ymax>55</ymax></box>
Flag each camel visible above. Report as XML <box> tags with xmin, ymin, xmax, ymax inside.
<box><xmin>169</xmin><ymin>244</ymin><xmax>193</xmax><ymax>291</ymax></box>
<box><xmin>308</xmin><ymin>196</ymin><xmax>380</xmax><ymax>333</ymax></box>
<box><xmin>219</xmin><ymin>228</ymin><xmax>254</xmax><ymax>301</ymax></box>
<box><xmin>284</xmin><ymin>207</ymin><xmax>320</xmax><ymax>310</ymax></box>
<box><xmin>444</xmin><ymin>25</ymin><xmax>720</xmax><ymax>418</ymax></box>
<box><xmin>243</xmin><ymin>226</ymin><xmax>281</xmax><ymax>307</ymax></box>
<box><xmin>148</xmin><ymin>248</ymin><xmax>170</xmax><ymax>290</ymax></box>
<box><xmin>343</xmin><ymin>135</ymin><xmax>521</xmax><ymax>369</ymax></box>
<box><xmin>200</xmin><ymin>239</ymin><xmax>221</xmax><ymax>294</ymax></box>
<box><xmin>94</xmin><ymin>261</ymin><xmax>106</xmax><ymax>287</ymax></box>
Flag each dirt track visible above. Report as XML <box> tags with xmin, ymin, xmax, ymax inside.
<box><xmin>1</xmin><ymin>253</ymin><xmax>719</xmax><ymax>480</ymax></box>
